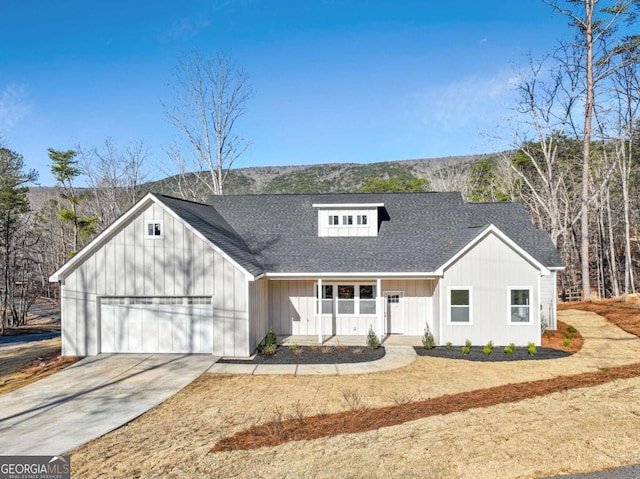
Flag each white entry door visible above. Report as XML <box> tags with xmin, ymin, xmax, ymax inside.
<box><xmin>384</xmin><ymin>291</ymin><xmax>404</xmax><ymax>334</ymax></box>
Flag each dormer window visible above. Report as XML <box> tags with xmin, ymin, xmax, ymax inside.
<box><xmin>146</xmin><ymin>221</ymin><xmax>163</xmax><ymax>238</ymax></box>
<box><xmin>313</xmin><ymin>202</ymin><xmax>383</xmax><ymax>237</ymax></box>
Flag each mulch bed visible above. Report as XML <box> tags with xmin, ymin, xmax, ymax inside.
<box><xmin>218</xmin><ymin>345</ymin><xmax>385</xmax><ymax>364</ymax></box>
<box><xmin>414</xmin><ymin>345</ymin><xmax>571</xmax><ymax>361</ymax></box>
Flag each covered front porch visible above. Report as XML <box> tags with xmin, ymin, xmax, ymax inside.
<box><xmin>267</xmin><ymin>276</ymin><xmax>437</xmax><ymax>342</ymax></box>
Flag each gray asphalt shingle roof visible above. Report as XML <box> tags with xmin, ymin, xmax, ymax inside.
<box><xmin>192</xmin><ymin>192</ymin><xmax>564</xmax><ymax>275</ymax></box>
<box><xmin>155</xmin><ymin>194</ymin><xmax>264</xmax><ymax>276</ymax></box>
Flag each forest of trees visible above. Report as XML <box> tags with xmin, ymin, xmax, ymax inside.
<box><xmin>0</xmin><ymin>1</ymin><xmax>639</xmax><ymax>331</ymax></box>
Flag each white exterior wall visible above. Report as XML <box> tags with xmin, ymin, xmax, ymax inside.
<box><xmin>438</xmin><ymin>232</ymin><xmax>542</xmax><ymax>346</ymax></box>
<box><xmin>248</xmin><ymin>278</ymin><xmax>269</xmax><ymax>352</ymax></box>
<box><xmin>268</xmin><ymin>279</ymin><xmax>434</xmax><ymax>337</ymax></box>
<box><xmin>540</xmin><ymin>271</ymin><xmax>557</xmax><ymax>330</ymax></box>
<box><xmin>60</xmin><ymin>202</ymin><xmax>250</xmax><ymax>356</ymax></box>
<box><xmin>381</xmin><ymin>280</ymin><xmax>435</xmax><ymax>336</ymax></box>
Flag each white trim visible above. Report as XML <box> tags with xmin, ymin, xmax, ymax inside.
<box><xmin>549</xmin><ymin>266</ymin><xmax>566</xmax><ymax>271</ymax></box>
<box><xmin>49</xmin><ymin>193</ymin><xmax>256</xmax><ymax>282</ymax></box>
<box><xmin>312</xmin><ymin>203</ymin><xmax>384</xmax><ymax>208</ymax></box>
<box><xmin>507</xmin><ymin>286</ymin><xmax>533</xmax><ymax>325</ymax></box>
<box><xmin>447</xmin><ymin>286</ymin><xmax>473</xmax><ymax>325</ymax></box>
<box><xmin>434</xmin><ymin>224</ymin><xmax>551</xmax><ymax>276</ymax></box>
<box><xmin>317</xmin><ymin>278</ymin><xmax>323</xmax><ymax>344</ymax></box>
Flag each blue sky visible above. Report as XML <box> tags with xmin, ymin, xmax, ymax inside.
<box><xmin>0</xmin><ymin>1</ymin><xmax>570</xmax><ymax>186</ymax></box>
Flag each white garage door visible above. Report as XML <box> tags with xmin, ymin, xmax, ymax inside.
<box><xmin>100</xmin><ymin>297</ymin><xmax>214</xmax><ymax>354</ymax></box>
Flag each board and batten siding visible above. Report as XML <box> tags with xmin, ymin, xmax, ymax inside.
<box><xmin>539</xmin><ymin>271</ymin><xmax>557</xmax><ymax>330</ymax></box>
<box><xmin>438</xmin><ymin>232</ymin><xmax>542</xmax><ymax>347</ymax></box>
<box><xmin>60</xmin><ymin>201</ymin><xmax>250</xmax><ymax>356</ymax></box>
<box><xmin>248</xmin><ymin>278</ymin><xmax>269</xmax><ymax>352</ymax></box>
<box><xmin>268</xmin><ymin>279</ymin><xmax>434</xmax><ymax>337</ymax></box>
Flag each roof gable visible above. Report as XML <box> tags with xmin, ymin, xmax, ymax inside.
<box><xmin>50</xmin><ymin>193</ymin><xmax>262</xmax><ymax>282</ymax></box>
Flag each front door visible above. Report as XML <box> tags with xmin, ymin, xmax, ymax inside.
<box><xmin>384</xmin><ymin>291</ymin><xmax>404</xmax><ymax>334</ymax></box>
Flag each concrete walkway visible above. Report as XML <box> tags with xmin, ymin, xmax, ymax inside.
<box><xmin>207</xmin><ymin>345</ymin><xmax>417</xmax><ymax>375</ymax></box>
<box><xmin>0</xmin><ymin>354</ymin><xmax>219</xmax><ymax>455</ymax></box>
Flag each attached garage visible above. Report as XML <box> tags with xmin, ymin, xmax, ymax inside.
<box><xmin>100</xmin><ymin>297</ymin><xmax>214</xmax><ymax>354</ymax></box>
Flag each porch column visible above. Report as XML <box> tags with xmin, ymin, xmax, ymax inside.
<box><xmin>317</xmin><ymin>278</ymin><xmax>323</xmax><ymax>344</ymax></box>
<box><xmin>376</xmin><ymin>278</ymin><xmax>383</xmax><ymax>342</ymax></box>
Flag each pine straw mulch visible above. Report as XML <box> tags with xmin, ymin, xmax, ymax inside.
<box><xmin>558</xmin><ymin>294</ymin><xmax>640</xmax><ymax>338</ymax></box>
<box><xmin>0</xmin><ymin>343</ymin><xmax>83</xmax><ymax>395</ymax></box>
<box><xmin>541</xmin><ymin>319</ymin><xmax>584</xmax><ymax>353</ymax></box>
<box><xmin>211</xmin><ymin>301</ymin><xmax>632</xmax><ymax>453</ymax></box>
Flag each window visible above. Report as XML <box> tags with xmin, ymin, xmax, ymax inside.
<box><xmin>449</xmin><ymin>288</ymin><xmax>471</xmax><ymax>323</ymax></box>
<box><xmin>359</xmin><ymin>285</ymin><xmax>376</xmax><ymax>314</ymax></box>
<box><xmin>146</xmin><ymin>221</ymin><xmax>162</xmax><ymax>238</ymax></box>
<box><xmin>328</xmin><ymin>215</ymin><xmax>339</xmax><ymax>226</ymax></box>
<box><xmin>315</xmin><ymin>285</ymin><xmax>334</xmax><ymax>314</ymax></box>
<box><xmin>337</xmin><ymin>285</ymin><xmax>355</xmax><ymax>314</ymax></box>
<box><xmin>357</xmin><ymin>215</ymin><xmax>368</xmax><ymax>225</ymax></box>
<box><xmin>342</xmin><ymin>215</ymin><xmax>353</xmax><ymax>225</ymax></box>
<box><xmin>509</xmin><ymin>288</ymin><xmax>531</xmax><ymax>323</ymax></box>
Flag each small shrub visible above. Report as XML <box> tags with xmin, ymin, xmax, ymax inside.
<box><xmin>565</xmin><ymin>333</ymin><xmax>573</xmax><ymax>340</ymax></box>
<box><xmin>265</xmin><ymin>327</ymin><xmax>277</xmax><ymax>347</ymax></box>
<box><xmin>461</xmin><ymin>339</ymin><xmax>472</xmax><ymax>355</ymax></box>
<box><xmin>367</xmin><ymin>327</ymin><xmax>380</xmax><ymax>349</ymax></box>
<box><xmin>261</xmin><ymin>343</ymin><xmax>277</xmax><ymax>355</ymax></box>
<box><xmin>527</xmin><ymin>342</ymin><xmax>537</xmax><ymax>356</ymax></box>
<box><xmin>445</xmin><ymin>342</ymin><xmax>453</xmax><ymax>350</ymax></box>
<box><xmin>503</xmin><ymin>343</ymin><xmax>515</xmax><ymax>355</ymax></box>
<box><xmin>422</xmin><ymin>329</ymin><xmax>435</xmax><ymax>349</ymax></box>
<box><xmin>563</xmin><ymin>338</ymin><xmax>571</xmax><ymax>347</ymax></box>
<box><xmin>465</xmin><ymin>339</ymin><xmax>472</xmax><ymax>348</ymax></box>
<box><xmin>341</xmin><ymin>389</ymin><xmax>366</xmax><ymax>412</ymax></box>
<box><xmin>567</xmin><ymin>326</ymin><xmax>577</xmax><ymax>334</ymax></box>
<box><xmin>482</xmin><ymin>340</ymin><xmax>494</xmax><ymax>356</ymax></box>
<box><xmin>287</xmin><ymin>343</ymin><xmax>300</xmax><ymax>351</ymax></box>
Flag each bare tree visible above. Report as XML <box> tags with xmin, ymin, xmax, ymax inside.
<box><xmin>164</xmin><ymin>52</ymin><xmax>252</xmax><ymax>199</ymax></box>
<box><xmin>78</xmin><ymin>137</ymin><xmax>150</xmax><ymax>228</ymax></box>
<box><xmin>542</xmin><ymin>0</ymin><xmax>640</xmax><ymax>298</ymax></box>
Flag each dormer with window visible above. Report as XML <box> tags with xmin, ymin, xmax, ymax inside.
<box><xmin>313</xmin><ymin>203</ymin><xmax>383</xmax><ymax>237</ymax></box>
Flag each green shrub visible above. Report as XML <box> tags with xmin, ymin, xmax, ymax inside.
<box><xmin>422</xmin><ymin>329</ymin><xmax>435</xmax><ymax>349</ymax></box>
<box><xmin>563</xmin><ymin>338</ymin><xmax>571</xmax><ymax>347</ymax></box>
<box><xmin>461</xmin><ymin>339</ymin><xmax>472</xmax><ymax>355</ymax></box>
<box><xmin>367</xmin><ymin>327</ymin><xmax>380</xmax><ymax>349</ymax></box>
<box><xmin>567</xmin><ymin>326</ymin><xmax>577</xmax><ymax>334</ymax></box>
<box><xmin>565</xmin><ymin>333</ymin><xmax>573</xmax><ymax>340</ymax></box>
<box><xmin>482</xmin><ymin>340</ymin><xmax>494</xmax><ymax>356</ymax></box>
<box><xmin>261</xmin><ymin>343</ymin><xmax>277</xmax><ymax>355</ymax></box>
<box><xmin>465</xmin><ymin>339</ymin><xmax>472</xmax><ymax>348</ymax></box>
<box><xmin>260</xmin><ymin>327</ymin><xmax>279</xmax><ymax>355</ymax></box>
<box><xmin>527</xmin><ymin>342</ymin><xmax>537</xmax><ymax>356</ymax></box>
<box><xmin>265</xmin><ymin>327</ymin><xmax>277</xmax><ymax>347</ymax></box>
<box><xmin>445</xmin><ymin>342</ymin><xmax>453</xmax><ymax>350</ymax></box>
<box><xmin>503</xmin><ymin>343</ymin><xmax>516</xmax><ymax>354</ymax></box>
<box><xmin>287</xmin><ymin>343</ymin><xmax>300</xmax><ymax>351</ymax></box>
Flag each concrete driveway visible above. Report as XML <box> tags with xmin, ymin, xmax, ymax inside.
<box><xmin>0</xmin><ymin>354</ymin><xmax>219</xmax><ymax>455</ymax></box>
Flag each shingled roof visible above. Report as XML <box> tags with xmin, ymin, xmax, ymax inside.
<box><xmin>198</xmin><ymin>192</ymin><xmax>563</xmax><ymax>275</ymax></box>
